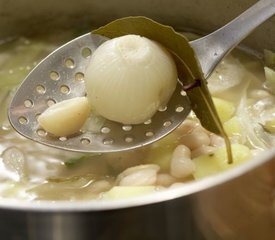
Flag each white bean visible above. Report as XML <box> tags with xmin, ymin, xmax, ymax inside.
<box><xmin>191</xmin><ymin>145</ymin><xmax>216</xmax><ymax>159</ymax></box>
<box><xmin>177</xmin><ymin>119</ymin><xmax>198</xmax><ymax>135</ymax></box>
<box><xmin>105</xmin><ymin>149</ymin><xmax>146</xmax><ymax>173</ymax></box>
<box><xmin>156</xmin><ymin>173</ymin><xmax>177</xmax><ymax>187</ymax></box>
<box><xmin>210</xmin><ymin>134</ymin><xmax>225</xmax><ymax>147</ymax></box>
<box><xmin>170</xmin><ymin>145</ymin><xmax>195</xmax><ymax>178</ymax></box>
<box><xmin>90</xmin><ymin>180</ymin><xmax>112</xmax><ymax>193</ymax></box>
<box><xmin>172</xmin><ymin>144</ymin><xmax>191</xmax><ymax>158</ymax></box>
<box><xmin>178</xmin><ymin>127</ymin><xmax>211</xmax><ymax>150</ymax></box>
<box><xmin>117</xmin><ymin>164</ymin><xmax>160</xmax><ymax>186</ymax></box>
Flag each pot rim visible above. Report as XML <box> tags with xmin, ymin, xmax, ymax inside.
<box><xmin>0</xmin><ymin>146</ymin><xmax>273</xmax><ymax>212</ymax></box>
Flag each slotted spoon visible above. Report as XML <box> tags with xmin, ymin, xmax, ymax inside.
<box><xmin>8</xmin><ymin>0</ymin><xmax>275</xmax><ymax>153</ymax></box>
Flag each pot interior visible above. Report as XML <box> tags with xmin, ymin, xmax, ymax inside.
<box><xmin>0</xmin><ymin>0</ymin><xmax>274</xmax><ymax>210</ymax></box>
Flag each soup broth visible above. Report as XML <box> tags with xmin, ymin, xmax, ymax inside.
<box><xmin>0</xmin><ymin>33</ymin><xmax>274</xmax><ymax>201</ymax></box>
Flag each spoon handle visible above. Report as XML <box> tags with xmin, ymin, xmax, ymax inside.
<box><xmin>190</xmin><ymin>0</ymin><xmax>275</xmax><ymax>78</ymax></box>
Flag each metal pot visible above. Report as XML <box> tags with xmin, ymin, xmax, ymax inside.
<box><xmin>0</xmin><ymin>0</ymin><xmax>274</xmax><ymax>239</ymax></box>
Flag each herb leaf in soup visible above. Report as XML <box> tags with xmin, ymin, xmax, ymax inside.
<box><xmin>93</xmin><ymin>16</ymin><xmax>232</xmax><ymax>163</ymax></box>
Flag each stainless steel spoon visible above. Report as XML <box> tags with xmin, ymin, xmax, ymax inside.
<box><xmin>8</xmin><ymin>0</ymin><xmax>275</xmax><ymax>153</ymax></box>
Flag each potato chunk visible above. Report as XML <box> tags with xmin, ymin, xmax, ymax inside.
<box><xmin>38</xmin><ymin>97</ymin><xmax>90</xmax><ymax>136</ymax></box>
<box><xmin>193</xmin><ymin>143</ymin><xmax>252</xmax><ymax>179</ymax></box>
<box><xmin>213</xmin><ymin>97</ymin><xmax>235</xmax><ymax>122</ymax></box>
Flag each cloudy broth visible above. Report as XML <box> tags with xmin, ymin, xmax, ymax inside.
<box><xmin>0</xmin><ymin>33</ymin><xmax>274</xmax><ymax>201</ymax></box>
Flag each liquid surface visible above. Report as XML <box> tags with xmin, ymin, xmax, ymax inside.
<box><xmin>0</xmin><ymin>33</ymin><xmax>274</xmax><ymax>201</ymax></box>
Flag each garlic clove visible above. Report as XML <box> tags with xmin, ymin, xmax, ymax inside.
<box><xmin>38</xmin><ymin>97</ymin><xmax>90</xmax><ymax>137</ymax></box>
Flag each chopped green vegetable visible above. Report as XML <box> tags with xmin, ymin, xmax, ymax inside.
<box><xmin>64</xmin><ymin>157</ymin><xmax>84</xmax><ymax>168</ymax></box>
<box><xmin>64</xmin><ymin>155</ymin><xmax>98</xmax><ymax>168</ymax></box>
<box><xmin>93</xmin><ymin>16</ymin><xmax>232</xmax><ymax>163</ymax></box>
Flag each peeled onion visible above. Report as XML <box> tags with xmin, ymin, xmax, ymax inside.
<box><xmin>85</xmin><ymin>34</ymin><xmax>178</xmax><ymax>124</ymax></box>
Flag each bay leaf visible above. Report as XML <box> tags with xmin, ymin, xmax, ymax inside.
<box><xmin>93</xmin><ymin>16</ymin><xmax>232</xmax><ymax>163</ymax></box>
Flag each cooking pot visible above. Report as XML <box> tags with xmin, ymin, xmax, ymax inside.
<box><xmin>0</xmin><ymin>0</ymin><xmax>274</xmax><ymax>239</ymax></box>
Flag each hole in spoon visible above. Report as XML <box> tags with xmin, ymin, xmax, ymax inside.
<box><xmin>60</xmin><ymin>85</ymin><xmax>70</xmax><ymax>94</ymax></box>
<box><xmin>122</xmin><ymin>125</ymin><xmax>132</xmax><ymax>131</ymax></box>
<box><xmin>163</xmin><ymin>121</ymin><xmax>172</xmax><ymax>127</ymax></box>
<box><xmin>103</xmin><ymin>138</ymin><xmax>114</xmax><ymax>145</ymax></box>
<box><xmin>49</xmin><ymin>71</ymin><xmax>60</xmax><ymax>81</ymax></box>
<box><xmin>145</xmin><ymin>131</ymin><xmax>154</xmax><ymax>137</ymax></box>
<box><xmin>81</xmin><ymin>137</ymin><xmax>90</xmax><ymax>145</ymax></box>
<box><xmin>36</xmin><ymin>129</ymin><xmax>47</xmax><ymax>137</ymax></box>
<box><xmin>24</xmin><ymin>99</ymin><xmax>33</xmax><ymax>108</ymax></box>
<box><xmin>175</xmin><ymin>105</ymin><xmax>184</xmax><ymax>113</ymax></box>
<box><xmin>75</xmin><ymin>72</ymin><xmax>84</xmax><ymax>81</ymax></box>
<box><xmin>144</xmin><ymin>119</ymin><xmax>152</xmax><ymax>125</ymax></box>
<box><xmin>81</xmin><ymin>47</ymin><xmax>92</xmax><ymax>58</ymax></box>
<box><xmin>18</xmin><ymin>116</ymin><xmax>28</xmax><ymax>125</ymax></box>
<box><xmin>47</xmin><ymin>99</ymin><xmax>56</xmax><ymax>107</ymax></box>
<box><xmin>158</xmin><ymin>106</ymin><xmax>167</xmax><ymax>112</ymax></box>
<box><xmin>125</xmin><ymin>136</ymin><xmax>134</xmax><ymax>143</ymax></box>
<box><xmin>180</xmin><ymin>90</ymin><xmax>187</xmax><ymax>96</ymax></box>
<box><xmin>35</xmin><ymin>113</ymin><xmax>41</xmax><ymax>120</ymax></box>
<box><xmin>101</xmin><ymin>127</ymin><xmax>110</xmax><ymax>134</ymax></box>
<box><xmin>64</xmin><ymin>58</ymin><xmax>75</xmax><ymax>69</ymax></box>
<box><xmin>36</xmin><ymin>85</ymin><xmax>46</xmax><ymax>94</ymax></box>
<box><xmin>59</xmin><ymin>136</ymin><xmax>67</xmax><ymax>141</ymax></box>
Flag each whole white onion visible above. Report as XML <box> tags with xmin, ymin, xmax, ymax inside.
<box><xmin>85</xmin><ymin>34</ymin><xmax>178</xmax><ymax>124</ymax></box>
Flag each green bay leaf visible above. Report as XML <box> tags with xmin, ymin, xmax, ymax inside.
<box><xmin>93</xmin><ymin>16</ymin><xmax>232</xmax><ymax>163</ymax></box>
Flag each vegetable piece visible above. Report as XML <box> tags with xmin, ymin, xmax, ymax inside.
<box><xmin>93</xmin><ymin>16</ymin><xmax>232</xmax><ymax>163</ymax></box>
<box><xmin>223</xmin><ymin>116</ymin><xmax>243</xmax><ymax>138</ymax></box>
<box><xmin>207</xmin><ymin>55</ymin><xmax>244</xmax><ymax>94</ymax></box>
<box><xmin>264</xmin><ymin>49</ymin><xmax>275</xmax><ymax>68</ymax></box>
<box><xmin>103</xmin><ymin>186</ymin><xmax>155</xmax><ymax>200</ymax></box>
<box><xmin>264</xmin><ymin>66</ymin><xmax>275</xmax><ymax>91</ymax></box>
<box><xmin>116</xmin><ymin>164</ymin><xmax>160</xmax><ymax>186</ymax></box>
<box><xmin>178</xmin><ymin>126</ymin><xmax>211</xmax><ymax>150</ymax></box>
<box><xmin>262</xmin><ymin>119</ymin><xmax>275</xmax><ymax>133</ymax></box>
<box><xmin>1</xmin><ymin>147</ymin><xmax>27</xmax><ymax>181</ymax></box>
<box><xmin>64</xmin><ymin>153</ymin><xmax>101</xmax><ymax>168</ymax></box>
<box><xmin>213</xmin><ymin>97</ymin><xmax>235</xmax><ymax>123</ymax></box>
<box><xmin>38</xmin><ymin>97</ymin><xmax>90</xmax><ymax>136</ymax></box>
<box><xmin>28</xmin><ymin>176</ymin><xmax>109</xmax><ymax>200</ymax></box>
<box><xmin>85</xmin><ymin>34</ymin><xmax>178</xmax><ymax>124</ymax></box>
<box><xmin>65</xmin><ymin>155</ymin><xmax>91</xmax><ymax>168</ymax></box>
<box><xmin>144</xmin><ymin>132</ymin><xmax>178</xmax><ymax>171</ymax></box>
<box><xmin>81</xmin><ymin>114</ymin><xmax>106</xmax><ymax>133</ymax></box>
<box><xmin>236</xmin><ymin>87</ymin><xmax>270</xmax><ymax>150</ymax></box>
<box><xmin>193</xmin><ymin>144</ymin><xmax>252</xmax><ymax>179</ymax></box>
<box><xmin>170</xmin><ymin>145</ymin><xmax>195</xmax><ymax>178</ymax></box>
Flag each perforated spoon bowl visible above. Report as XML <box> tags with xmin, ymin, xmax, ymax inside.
<box><xmin>8</xmin><ymin>0</ymin><xmax>275</xmax><ymax>153</ymax></box>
